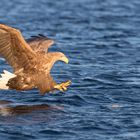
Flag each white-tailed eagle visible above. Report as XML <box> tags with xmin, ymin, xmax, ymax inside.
<box><xmin>0</xmin><ymin>24</ymin><xmax>71</xmax><ymax>95</ymax></box>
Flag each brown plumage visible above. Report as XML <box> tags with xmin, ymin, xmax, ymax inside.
<box><xmin>0</xmin><ymin>24</ymin><xmax>70</xmax><ymax>95</ymax></box>
<box><xmin>26</xmin><ymin>34</ymin><xmax>54</xmax><ymax>53</ymax></box>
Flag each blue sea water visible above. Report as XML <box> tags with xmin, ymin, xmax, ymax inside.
<box><xmin>0</xmin><ymin>0</ymin><xmax>140</xmax><ymax>139</ymax></box>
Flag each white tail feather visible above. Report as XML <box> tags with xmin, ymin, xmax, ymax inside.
<box><xmin>0</xmin><ymin>70</ymin><xmax>16</xmax><ymax>89</ymax></box>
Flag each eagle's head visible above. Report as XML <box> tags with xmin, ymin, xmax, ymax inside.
<box><xmin>45</xmin><ymin>52</ymin><xmax>69</xmax><ymax>71</ymax></box>
<box><xmin>55</xmin><ymin>52</ymin><xmax>69</xmax><ymax>64</ymax></box>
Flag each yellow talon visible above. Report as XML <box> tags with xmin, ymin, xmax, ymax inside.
<box><xmin>54</xmin><ymin>80</ymin><xmax>71</xmax><ymax>92</ymax></box>
<box><xmin>62</xmin><ymin>86</ymin><xmax>67</xmax><ymax>91</ymax></box>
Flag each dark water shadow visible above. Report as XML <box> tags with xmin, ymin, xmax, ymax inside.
<box><xmin>0</xmin><ymin>100</ymin><xmax>63</xmax><ymax>117</ymax></box>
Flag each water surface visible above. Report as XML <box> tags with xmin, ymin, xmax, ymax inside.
<box><xmin>0</xmin><ymin>0</ymin><xmax>140</xmax><ymax>139</ymax></box>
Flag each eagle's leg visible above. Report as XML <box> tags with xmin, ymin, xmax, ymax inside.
<box><xmin>54</xmin><ymin>80</ymin><xmax>71</xmax><ymax>92</ymax></box>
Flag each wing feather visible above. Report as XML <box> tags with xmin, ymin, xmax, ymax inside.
<box><xmin>0</xmin><ymin>24</ymin><xmax>36</xmax><ymax>72</ymax></box>
<box><xmin>26</xmin><ymin>34</ymin><xmax>54</xmax><ymax>53</ymax></box>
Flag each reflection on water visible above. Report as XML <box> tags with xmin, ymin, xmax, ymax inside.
<box><xmin>0</xmin><ymin>100</ymin><xmax>63</xmax><ymax>116</ymax></box>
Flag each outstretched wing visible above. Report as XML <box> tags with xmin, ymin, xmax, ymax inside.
<box><xmin>0</xmin><ymin>24</ymin><xmax>36</xmax><ymax>72</ymax></box>
<box><xmin>26</xmin><ymin>34</ymin><xmax>54</xmax><ymax>53</ymax></box>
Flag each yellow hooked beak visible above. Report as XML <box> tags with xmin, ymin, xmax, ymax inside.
<box><xmin>61</xmin><ymin>56</ymin><xmax>69</xmax><ymax>64</ymax></box>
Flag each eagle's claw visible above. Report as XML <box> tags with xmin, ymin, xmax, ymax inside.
<box><xmin>54</xmin><ymin>80</ymin><xmax>71</xmax><ymax>92</ymax></box>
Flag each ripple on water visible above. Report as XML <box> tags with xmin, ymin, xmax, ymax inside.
<box><xmin>0</xmin><ymin>0</ymin><xmax>140</xmax><ymax>139</ymax></box>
